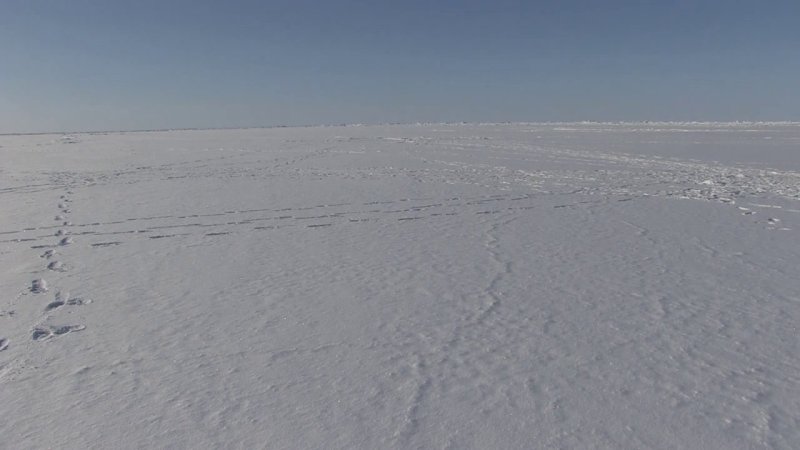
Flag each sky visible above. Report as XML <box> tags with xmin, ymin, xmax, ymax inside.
<box><xmin>1</xmin><ymin>0</ymin><xmax>799</xmax><ymax>133</ymax></box>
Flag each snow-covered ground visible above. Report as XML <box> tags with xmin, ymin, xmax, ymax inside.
<box><xmin>1</xmin><ymin>123</ymin><xmax>799</xmax><ymax>449</ymax></box>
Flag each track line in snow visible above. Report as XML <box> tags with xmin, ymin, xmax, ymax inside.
<box><xmin>31</xmin><ymin>325</ymin><xmax>86</xmax><ymax>341</ymax></box>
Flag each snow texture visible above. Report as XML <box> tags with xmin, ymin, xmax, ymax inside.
<box><xmin>1</xmin><ymin>122</ymin><xmax>799</xmax><ymax>449</ymax></box>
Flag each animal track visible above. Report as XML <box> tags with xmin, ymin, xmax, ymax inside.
<box><xmin>43</xmin><ymin>291</ymin><xmax>89</xmax><ymax>311</ymax></box>
<box><xmin>45</xmin><ymin>300</ymin><xmax>65</xmax><ymax>311</ymax></box>
<box><xmin>0</xmin><ymin>189</ymin><xmax>95</xmax><ymax>348</ymax></box>
<box><xmin>47</xmin><ymin>260</ymin><xmax>66</xmax><ymax>272</ymax></box>
<box><xmin>31</xmin><ymin>279</ymin><xmax>48</xmax><ymax>294</ymax></box>
<box><xmin>66</xmin><ymin>296</ymin><xmax>91</xmax><ymax>306</ymax></box>
<box><xmin>31</xmin><ymin>325</ymin><xmax>85</xmax><ymax>341</ymax></box>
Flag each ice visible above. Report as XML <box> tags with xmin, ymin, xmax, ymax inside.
<box><xmin>1</xmin><ymin>123</ymin><xmax>799</xmax><ymax>448</ymax></box>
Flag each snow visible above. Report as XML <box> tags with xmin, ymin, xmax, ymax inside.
<box><xmin>1</xmin><ymin>123</ymin><xmax>799</xmax><ymax>449</ymax></box>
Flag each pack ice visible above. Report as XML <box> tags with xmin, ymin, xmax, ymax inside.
<box><xmin>1</xmin><ymin>122</ymin><xmax>799</xmax><ymax>449</ymax></box>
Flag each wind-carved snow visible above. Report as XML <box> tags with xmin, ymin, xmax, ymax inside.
<box><xmin>0</xmin><ymin>123</ymin><xmax>798</xmax><ymax>449</ymax></box>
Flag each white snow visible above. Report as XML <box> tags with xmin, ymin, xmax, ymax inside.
<box><xmin>1</xmin><ymin>123</ymin><xmax>799</xmax><ymax>449</ymax></box>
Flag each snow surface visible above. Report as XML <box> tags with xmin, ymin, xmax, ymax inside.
<box><xmin>1</xmin><ymin>123</ymin><xmax>799</xmax><ymax>449</ymax></box>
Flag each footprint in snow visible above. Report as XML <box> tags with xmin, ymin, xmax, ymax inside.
<box><xmin>44</xmin><ymin>291</ymin><xmax>92</xmax><ymax>311</ymax></box>
<box><xmin>0</xmin><ymin>338</ymin><xmax>8</xmax><ymax>351</ymax></box>
<box><xmin>47</xmin><ymin>260</ymin><xmax>67</xmax><ymax>272</ymax></box>
<box><xmin>45</xmin><ymin>300</ymin><xmax>65</xmax><ymax>311</ymax></box>
<box><xmin>41</xmin><ymin>249</ymin><xmax>56</xmax><ymax>259</ymax></box>
<box><xmin>45</xmin><ymin>291</ymin><xmax>88</xmax><ymax>310</ymax></box>
<box><xmin>66</xmin><ymin>296</ymin><xmax>91</xmax><ymax>306</ymax></box>
<box><xmin>59</xmin><ymin>237</ymin><xmax>74</xmax><ymax>246</ymax></box>
<box><xmin>31</xmin><ymin>279</ymin><xmax>48</xmax><ymax>294</ymax></box>
<box><xmin>32</xmin><ymin>325</ymin><xmax>85</xmax><ymax>341</ymax></box>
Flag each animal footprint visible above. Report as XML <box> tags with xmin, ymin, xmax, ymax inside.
<box><xmin>31</xmin><ymin>279</ymin><xmax>48</xmax><ymax>294</ymax></box>
<box><xmin>47</xmin><ymin>260</ymin><xmax>67</xmax><ymax>272</ymax></box>
<box><xmin>32</xmin><ymin>325</ymin><xmax>85</xmax><ymax>341</ymax></box>
<box><xmin>66</xmin><ymin>296</ymin><xmax>91</xmax><ymax>306</ymax></box>
<box><xmin>0</xmin><ymin>338</ymin><xmax>8</xmax><ymax>351</ymax></box>
<box><xmin>45</xmin><ymin>292</ymin><xmax>90</xmax><ymax>310</ymax></box>
<box><xmin>41</xmin><ymin>249</ymin><xmax>56</xmax><ymax>259</ymax></box>
<box><xmin>59</xmin><ymin>237</ymin><xmax>74</xmax><ymax>246</ymax></box>
<box><xmin>45</xmin><ymin>300</ymin><xmax>65</xmax><ymax>311</ymax></box>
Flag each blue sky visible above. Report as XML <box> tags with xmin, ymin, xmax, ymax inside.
<box><xmin>1</xmin><ymin>0</ymin><xmax>799</xmax><ymax>133</ymax></box>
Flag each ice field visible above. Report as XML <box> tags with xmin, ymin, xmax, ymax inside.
<box><xmin>1</xmin><ymin>122</ymin><xmax>799</xmax><ymax>448</ymax></box>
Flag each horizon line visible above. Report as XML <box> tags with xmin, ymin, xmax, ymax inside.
<box><xmin>3</xmin><ymin>120</ymin><xmax>800</xmax><ymax>137</ymax></box>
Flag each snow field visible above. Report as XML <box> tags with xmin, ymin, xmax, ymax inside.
<box><xmin>1</xmin><ymin>123</ymin><xmax>799</xmax><ymax>449</ymax></box>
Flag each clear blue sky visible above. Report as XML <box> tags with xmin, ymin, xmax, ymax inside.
<box><xmin>2</xmin><ymin>0</ymin><xmax>799</xmax><ymax>133</ymax></box>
